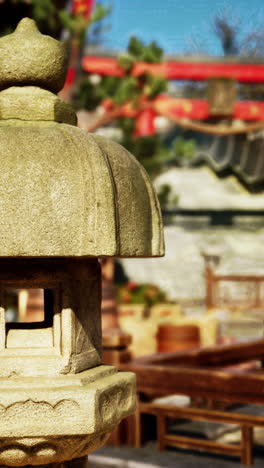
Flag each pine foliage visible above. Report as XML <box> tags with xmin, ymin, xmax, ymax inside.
<box><xmin>0</xmin><ymin>0</ymin><xmax>110</xmax><ymax>40</ymax></box>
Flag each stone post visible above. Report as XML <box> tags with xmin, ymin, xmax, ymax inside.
<box><xmin>0</xmin><ymin>18</ymin><xmax>164</xmax><ymax>467</ymax></box>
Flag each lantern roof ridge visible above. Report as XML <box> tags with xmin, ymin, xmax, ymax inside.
<box><xmin>0</xmin><ymin>18</ymin><xmax>68</xmax><ymax>93</ymax></box>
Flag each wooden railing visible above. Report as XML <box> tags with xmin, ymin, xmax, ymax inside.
<box><xmin>205</xmin><ymin>264</ymin><xmax>264</xmax><ymax>311</ymax></box>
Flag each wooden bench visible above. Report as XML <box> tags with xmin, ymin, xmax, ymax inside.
<box><xmin>122</xmin><ymin>339</ymin><xmax>264</xmax><ymax>465</ymax></box>
<box><xmin>139</xmin><ymin>402</ymin><xmax>264</xmax><ymax>465</ymax></box>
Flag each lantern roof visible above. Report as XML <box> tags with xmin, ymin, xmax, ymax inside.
<box><xmin>0</xmin><ymin>19</ymin><xmax>164</xmax><ymax>258</ymax></box>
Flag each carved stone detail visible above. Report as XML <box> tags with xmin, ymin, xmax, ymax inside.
<box><xmin>0</xmin><ymin>366</ymin><xmax>136</xmax><ymax>465</ymax></box>
<box><xmin>0</xmin><ymin>258</ymin><xmax>102</xmax><ymax>377</ymax></box>
<box><xmin>0</xmin><ymin>433</ymin><xmax>110</xmax><ymax>466</ymax></box>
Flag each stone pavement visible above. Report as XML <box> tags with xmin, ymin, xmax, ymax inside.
<box><xmin>89</xmin><ymin>442</ymin><xmax>264</xmax><ymax>468</ymax></box>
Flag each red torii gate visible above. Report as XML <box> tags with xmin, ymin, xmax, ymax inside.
<box><xmin>82</xmin><ymin>56</ymin><xmax>264</xmax><ymax>82</ymax></box>
<box><xmin>82</xmin><ymin>55</ymin><xmax>264</xmax><ymax>135</ymax></box>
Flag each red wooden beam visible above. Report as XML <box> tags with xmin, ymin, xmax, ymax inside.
<box><xmin>82</xmin><ymin>56</ymin><xmax>264</xmax><ymax>83</ymax></box>
<box><xmin>82</xmin><ymin>56</ymin><xmax>125</xmax><ymax>77</ymax></box>
<box><xmin>154</xmin><ymin>97</ymin><xmax>264</xmax><ymax>121</ymax></box>
<box><xmin>104</xmin><ymin>96</ymin><xmax>264</xmax><ymax>121</ymax></box>
<box><xmin>133</xmin><ymin>62</ymin><xmax>264</xmax><ymax>83</ymax></box>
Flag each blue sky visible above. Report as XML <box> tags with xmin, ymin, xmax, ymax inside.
<box><xmin>94</xmin><ymin>0</ymin><xmax>264</xmax><ymax>55</ymax></box>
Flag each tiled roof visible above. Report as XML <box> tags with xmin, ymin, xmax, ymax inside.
<box><xmin>154</xmin><ymin>167</ymin><xmax>264</xmax><ymax>210</ymax></box>
<box><xmin>192</xmin><ymin>134</ymin><xmax>264</xmax><ymax>192</ymax></box>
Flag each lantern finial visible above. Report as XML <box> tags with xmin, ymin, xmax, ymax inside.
<box><xmin>0</xmin><ymin>18</ymin><xmax>68</xmax><ymax>93</ymax></box>
<box><xmin>15</xmin><ymin>17</ymin><xmax>39</xmax><ymax>34</ymax></box>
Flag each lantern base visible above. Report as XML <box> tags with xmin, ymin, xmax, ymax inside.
<box><xmin>0</xmin><ymin>365</ymin><xmax>136</xmax><ymax>466</ymax></box>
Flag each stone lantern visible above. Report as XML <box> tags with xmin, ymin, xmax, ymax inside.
<box><xmin>0</xmin><ymin>18</ymin><xmax>164</xmax><ymax>467</ymax></box>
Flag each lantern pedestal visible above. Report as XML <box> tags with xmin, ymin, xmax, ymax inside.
<box><xmin>0</xmin><ymin>258</ymin><xmax>135</xmax><ymax>466</ymax></box>
<box><xmin>0</xmin><ymin>366</ymin><xmax>135</xmax><ymax>466</ymax></box>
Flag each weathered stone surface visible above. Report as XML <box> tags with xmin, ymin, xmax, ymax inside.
<box><xmin>0</xmin><ymin>122</ymin><xmax>163</xmax><ymax>257</ymax></box>
<box><xmin>0</xmin><ymin>87</ymin><xmax>77</xmax><ymax>125</ymax></box>
<box><xmin>0</xmin><ymin>365</ymin><xmax>136</xmax><ymax>465</ymax></box>
<box><xmin>0</xmin><ymin>435</ymin><xmax>107</xmax><ymax>466</ymax></box>
<box><xmin>0</xmin><ymin>18</ymin><xmax>67</xmax><ymax>93</ymax></box>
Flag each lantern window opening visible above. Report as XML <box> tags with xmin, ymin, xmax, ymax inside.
<box><xmin>0</xmin><ymin>284</ymin><xmax>61</xmax><ymax>351</ymax></box>
<box><xmin>2</xmin><ymin>288</ymin><xmax>55</xmax><ymax>325</ymax></box>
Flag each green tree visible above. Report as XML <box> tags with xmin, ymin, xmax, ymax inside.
<box><xmin>185</xmin><ymin>8</ymin><xmax>264</xmax><ymax>99</ymax></box>
<box><xmin>172</xmin><ymin>137</ymin><xmax>197</xmax><ymax>165</ymax></box>
<box><xmin>73</xmin><ymin>34</ymin><xmax>199</xmax><ymax>206</ymax></box>
<box><xmin>212</xmin><ymin>10</ymin><xmax>264</xmax><ymax>99</ymax></box>
<box><xmin>0</xmin><ymin>0</ymin><xmax>110</xmax><ymax>41</ymax></box>
<box><xmin>73</xmin><ymin>36</ymin><xmax>173</xmax><ymax>177</ymax></box>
